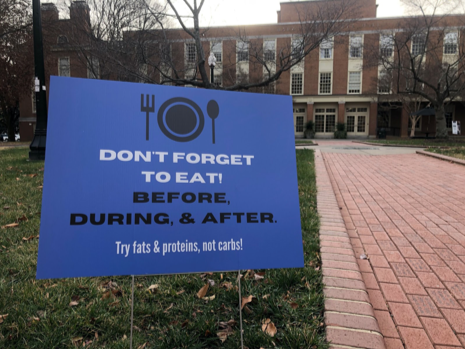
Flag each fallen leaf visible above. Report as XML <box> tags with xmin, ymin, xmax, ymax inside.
<box><xmin>71</xmin><ymin>336</ymin><xmax>83</xmax><ymax>344</ymax></box>
<box><xmin>109</xmin><ymin>300</ymin><xmax>120</xmax><ymax>306</ymax></box>
<box><xmin>197</xmin><ymin>284</ymin><xmax>209</xmax><ymax>299</ymax></box>
<box><xmin>181</xmin><ymin>320</ymin><xmax>189</xmax><ymax>328</ymax></box>
<box><xmin>241</xmin><ymin>295</ymin><xmax>254</xmax><ymax>309</ymax></box>
<box><xmin>176</xmin><ymin>289</ymin><xmax>185</xmax><ymax>295</ymax></box>
<box><xmin>16</xmin><ymin>215</ymin><xmax>28</xmax><ymax>222</ymax></box>
<box><xmin>164</xmin><ymin>303</ymin><xmax>173</xmax><ymax>313</ymax></box>
<box><xmin>28</xmin><ymin>174</ymin><xmax>38</xmax><ymax>178</ymax></box>
<box><xmin>3</xmin><ymin>206</ymin><xmax>9</xmax><ymax>210</ymax></box>
<box><xmin>217</xmin><ymin>328</ymin><xmax>233</xmax><ymax>343</ymax></box>
<box><xmin>0</xmin><ymin>314</ymin><xmax>8</xmax><ymax>324</ymax></box>
<box><xmin>1</xmin><ymin>223</ymin><xmax>19</xmax><ymax>229</ymax></box>
<box><xmin>263</xmin><ymin>294</ymin><xmax>270</xmax><ymax>299</ymax></box>
<box><xmin>204</xmin><ymin>295</ymin><xmax>216</xmax><ymax>301</ymax></box>
<box><xmin>290</xmin><ymin>302</ymin><xmax>299</xmax><ymax>309</ymax></box>
<box><xmin>261</xmin><ymin>319</ymin><xmax>277</xmax><ymax>337</ymax></box>
<box><xmin>137</xmin><ymin>343</ymin><xmax>148</xmax><ymax>349</ymax></box>
<box><xmin>122</xmin><ymin>334</ymin><xmax>127</xmax><ymax>341</ymax></box>
<box><xmin>220</xmin><ymin>282</ymin><xmax>233</xmax><ymax>290</ymax></box>
<box><xmin>219</xmin><ymin>319</ymin><xmax>236</xmax><ymax>328</ymax></box>
<box><xmin>254</xmin><ymin>274</ymin><xmax>264</xmax><ymax>280</ymax></box>
<box><xmin>147</xmin><ymin>284</ymin><xmax>159</xmax><ymax>292</ymax></box>
<box><xmin>244</xmin><ymin>306</ymin><xmax>253</xmax><ymax>314</ymax></box>
<box><xmin>133</xmin><ymin>326</ymin><xmax>141</xmax><ymax>332</ymax></box>
<box><xmin>69</xmin><ymin>301</ymin><xmax>79</xmax><ymax>306</ymax></box>
<box><xmin>208</xmin><ymin>279</ymin><xmax>215</xmax><ymax>286</ymax></box>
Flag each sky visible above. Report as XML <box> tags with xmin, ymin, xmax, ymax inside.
<box><xmin>177</xmin><ymin>0</ymin><xmax>407</xmax><ymax>27</ymax></box>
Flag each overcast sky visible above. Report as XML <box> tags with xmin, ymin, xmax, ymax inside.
<box><xmin>179</xmin><ymin>0</ymin><xmax>407</xmax><ymax>27</ymax></box>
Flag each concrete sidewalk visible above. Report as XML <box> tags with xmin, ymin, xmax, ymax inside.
<box><xmin>314</xmin><ymin>140</ymin><xmax>465</xmax><ymax>349</ymax></box>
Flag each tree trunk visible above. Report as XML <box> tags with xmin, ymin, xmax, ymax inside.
<box><xmin>410</xmin><ymin>124</ymin><xmax>415</xmax><ymax>137</ymax></box>
<box><xmin>435</xmin><ymin>104</ymin><xmax>448</xmax><ymax>139</ymax></box>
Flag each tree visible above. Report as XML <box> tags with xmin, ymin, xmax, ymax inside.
<box><xmin>375</xmin><ymin>0</ymin><xmax>465</xmax><ymax>138</ymax></box>
<box><xmin>0</xmin><ymin>0</ymin><xmax>33</xmax><ymax>141</ymax></box>
<box><xmin>58</xmin><ymin>0</ymin><xmax>361</xmax><ymax>91</ymax></box>
<box><xmin>158</xmin><ymin>0</ymin><xmax>360</xmax><ymax>90</ymax></box>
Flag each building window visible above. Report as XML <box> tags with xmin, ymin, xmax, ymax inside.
<box><xmin>320</xmin><ymin>39</ymin><xmax>332</xmax><ymax>59</ymax></box>
<box><xmin>292</xmin><ymin>37</ymin><xmax>304</xmax><ymax>60</ymax></box>
<box><xmin>263</xmin><ymin>83</ymin><xmax>275</xmax><ymax>94</ymax></box>
<box><xmin>57</xmin><ymin>35</ymin><xmax>68</xmax><ymax>44</ymax></box>
<box><xmin>291</xmin><ymin>73</ymin><xmax>303</xmax><ymax>95</ymax></box>
<box><xmin>211</xmin><ymin>41</ymin><xmax>222</xmax><ymax>63</ymax></box>
<box><xmin>348</xmin><ymin>72</ymin><xmax>361</xmax><ymax>94</ymax></box>
<box><xmin>237</xmin><ymin>41</ymin><xmax>249</xmax><ymax>62</ymax></box>
<box><xmin>412</xmin><ymin>35</ymin><xmax>426</xmax><ymax>56</ymax></box>
<box><xmin>319</xmin><ymin>72</ymin><xmax>332</xmax><ymax>94</ymax></box>
<box><xmin>58</xmin><ymin>57</ymin><xmax>70</xmax><ymax>77</ymax></box>
<box><xmin>186</xmin><ymin>43</ymin><xmax>196</xmax><ymax>63</ymax></box>
<box><xmin>444</xmin><ymin>32</ymin><xmax>458</xmax><ymax>55</ymax></box>
<box><xmin>380</xmin><ymin>34</ymin><xmax>393</xmax><ymax>57</ymax></box>
<box><xmin>264</xmin><ymin>39</ymin><xmax>276</xmax><ymax>61</ymax></box>
<box><xmin>446</xmin><ymin>112</ymin><xmax>453</xmax><ymax>129</ymax></box>
<box><xmin>378</xmin><ymin>69</ymin><xmax>391</xmax><ymax>94</ymax></box>
<box><xmin>87</xmin><ymin>56</ymin><xmax>99</xmax><ymax>79</ymax></box>
<box><xmin>213</xmin><ymin>74</ymin><xmax>222</xmax><ymax>87</ymax></box>
<box><xmin>314</xmin><ymin>108</ymin><xmax>336</xmax><ymax>133</ymax></box>
<box><xmin>349</xmin><ymin>36</ymin><xmax>363</xmax><ymax>58</ymax></box>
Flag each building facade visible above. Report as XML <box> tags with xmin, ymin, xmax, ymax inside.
<box><xmin>19</xmin><ymin>0</ymin><xmax>465</xmax><ymax>140</ymax></box>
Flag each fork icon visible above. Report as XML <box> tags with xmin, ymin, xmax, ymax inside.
<box><xmin>141</xmin><ymin>94</ymin><xmax>155</xmax><ymax>140</ymax></box>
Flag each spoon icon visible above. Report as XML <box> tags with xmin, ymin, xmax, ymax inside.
<box><xmin>207</xmin><ymin>100</ymin><xmax>219</xmax><ymax>144</ymax></box>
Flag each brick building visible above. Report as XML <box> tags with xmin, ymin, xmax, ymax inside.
<box><xmin>19</xmin><ymin>0</ymin><xmax>465</xmax><ymax>140</ymax></box>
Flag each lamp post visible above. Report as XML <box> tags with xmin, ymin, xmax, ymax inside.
<box><xmin>208</xmin><ymin>51</ymin><xmax>216</xmax><ymax>86</ymax></box>
<box><xmin>29</xmin><ymin>0</ymin><xmax>48</xmax><ymax>161</ymax></box>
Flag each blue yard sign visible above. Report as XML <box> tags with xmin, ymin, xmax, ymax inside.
<box><xmin>36</xmin><ymin>77</ymin><xmax>303</xmax><ymax>279</ymax></box>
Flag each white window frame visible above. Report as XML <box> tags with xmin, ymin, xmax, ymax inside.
<box><xmin>319</xmin><ymin>72</ymin><xmax>332</xmax><ymax>95</ymax></box>
<box><xmin>314</xmin><ymin>107</ymin><xmax>337</xmax><ymax>133</ymax></box>
<box><xmin>349</xmin><ymin>35</ymin><xmax>363</xmax><ymax>59</ymax></box>
<box><xmin>378</xmin><ymin>69</ymin><xmax>392</xmax><ymax>94</ymax></box>
<box><xmin>186</xmin><ymin>42</ymin><xmax>196</xmax><ymax>63</ymax></box>
<box><xmin>348</xmin><ymin>71</ymin><xmax>362</xmax><ymax>94</ymax></box>
<box><xmin>211</xmin><ymin>41</ymin><xmax>222</xmax><ymax>63</ymax></box>
<box><xmin>320</xmin><ymin>38</ymin><xmax>333</xmax><ymax>59</ymax></box>
<box><xmin>380</xmin><ymin>34</ymin><xmax>394</xmax><ymax>58</ymax></box>
<box><xmin>412</xmin><ymin>34</ymin><xmax>426</xmax><ymax>56</ymax></box>
<box><xmin>291</xmin><ymin>72</ymin><xmax>304</xmax><ymax>95</ymax></box>
<box><xmin>237</xmin><ymin>41</ymin><xmax>249</xmax><ymax>62</ymax></box>
<box><xmin>292</xmin><ymin>36</ymin><xmax>304</xmax><ymax>60</ymax></box>
<box><xmin>58</xmin><ymin>57</ymin><xmax>70</xmax><ymax>77</ymax></box>
<box><xmin>444</xmin><ymin>32</ymin><xmax>458</xmax><ymax>55</ymax></box>
<box><xmin>264</xmin><ymin>39</ymin><xmax>276</xmax><ymax>61</ymax></box>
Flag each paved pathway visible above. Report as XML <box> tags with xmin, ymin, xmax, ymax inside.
<box><xmin>316</xmin><ymin>140</ymin><xmax>465</xmax><ymax>349</ymax></box>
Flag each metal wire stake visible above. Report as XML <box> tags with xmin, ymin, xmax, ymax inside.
<box><xmin>238</xmin><ymin>270</ymin><xmax>244</xmax><ymax>349</ymax></box>
<box><xmin>130</xmin><ymin>275</ymin><xmax>135</xmax><ymax>349</ymax></box>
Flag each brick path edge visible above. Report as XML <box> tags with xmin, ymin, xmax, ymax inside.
<box><xmin>416</xmin><ymin>149</ymin><xmax>465</xmax><ymax>166</ymax></box>
<box><xmin>314</xmin><ymin>149</ymin><xmax>386</xmax><ymax>349</ymax></box>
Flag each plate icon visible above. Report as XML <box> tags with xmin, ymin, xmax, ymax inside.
<box><xmin>157</xmin><ymin>97</ymin><xmax>204</xmax><ymax>142</ymax></box>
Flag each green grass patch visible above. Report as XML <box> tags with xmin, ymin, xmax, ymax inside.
<box><xmin>0</xmin><ymin>148</ymin><xmax>325</xmax><ymax>348</ymax></box>
<box><xmin>295</xmin><ymin>139</ymin><xmax>314</xmax><ymax>144</ymax></box>
<box><xmin>368</xmin><ymin>139</ymin><xmax>465</xmax><ymax>147</ymax></box>
<box><xmin>425</xmin><ymin>146</ymin><xmax>465</xmax><ymax>161</ymax></box>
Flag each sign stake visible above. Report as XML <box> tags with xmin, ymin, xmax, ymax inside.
<box><xmin>130</xmin><ymin>274</ymin><xmax>135</xmax><ymax>349</ymax></box>
<box><xmin>238</xmin><ymin>270</ymin><xmax>244</xmax><ymax>349</ymax></box>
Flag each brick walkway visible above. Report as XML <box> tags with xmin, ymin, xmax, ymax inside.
<box><xmin>321</xmin><ymin>149</ymin><xmax>465</xmax><ymax>349</ymax></box>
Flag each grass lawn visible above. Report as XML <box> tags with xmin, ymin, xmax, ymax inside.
<box><xmin>425</xmin><ymin>146</ymin><xmax>465</xmax><ymax>161</ymax></box>
<box><xmin>295</xmin><ymin>139</ymin><xmax>314</xmax><ymax>145</ymax></box>
<box><xmin>0</xmin><ymin>148</ymin><xmax>326</xmax><ymax>349</ymax></box>
<box><xmin>367</xmin><ymin>139</ymin><xmax>465</xmax><ymax>147</ymax></box>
